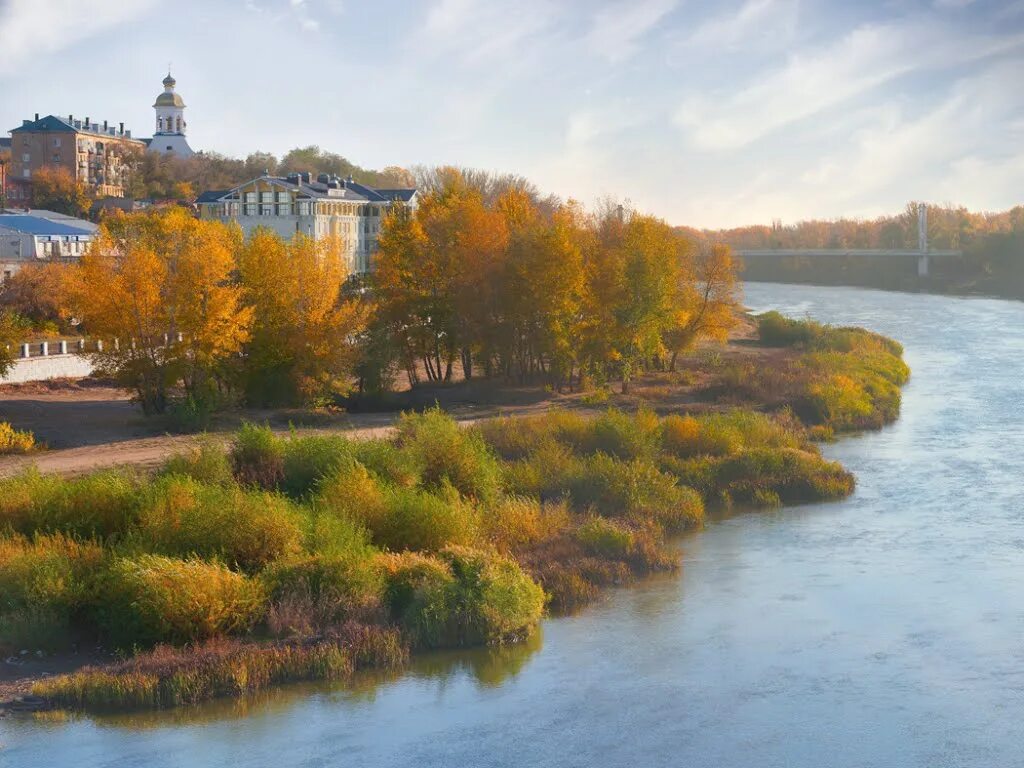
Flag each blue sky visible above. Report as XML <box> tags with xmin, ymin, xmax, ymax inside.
<box><xmin>1</xmin><ymin>0</ymin><xmax>1022</xmax><ymax>227</ymax></box>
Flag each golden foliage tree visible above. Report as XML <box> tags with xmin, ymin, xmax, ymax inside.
<box><xmin>30</xmin><ymin>167</ymin><xmax>91</xmax><ymax>218</ymax></box>
<box><xmin>664</xmin><ymin>243</ymin><xmax>740</xmax><ymax>370</ymax></box>
<box><xmin>236</xmin><ymin>229</ymin><xmax>370</xmax><ymax>406</ymax></box>
<box><xmin>66</xmin><ymin>208</ymin><xmax>251</xmax><ymax>414</ymax></box>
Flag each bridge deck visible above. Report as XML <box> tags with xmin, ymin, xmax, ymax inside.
<box><xmin>735</xmin><ymin>248</ymin><xmax>962</xmax><ymax>258</ymax></box>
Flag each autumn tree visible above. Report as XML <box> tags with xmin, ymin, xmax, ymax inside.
<box><xmin>236</xmin><ymin>229</ymin><xmax>370</xmax><ymax>406</ymax></box>
<box><xmin>0</xmin><ymin>263</ymin><xmax>73</xmax><ymax>331</ymax></box>
<box><xmin>65</xmin><ymin>208</ymin><xmax>251</xmax><ymax>414</ymax></box>
<box><xmin>496</xmin><ymin>192</ymin><xmax>586</xmax><ymax>385</ymax></box>
<box><xmin>663</xmin><ymin>242</ymin><xmax>740</xmax><ymax>370</ymax></box>
<box><xmin>30</xmin><ymin>167</ymin><xmax>91</xmax><ymax>217</ymax></box>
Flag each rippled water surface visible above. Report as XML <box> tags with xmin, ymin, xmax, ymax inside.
<box><xmin>5</xmin><ymin>283</ymin><xmax>1024</xmax><ymax>767</ymax></box>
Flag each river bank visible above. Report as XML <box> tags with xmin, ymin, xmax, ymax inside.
<box><xmin>0</xmin><ymin>309</ymin><xmax>908</xmax><ymax>715</ymax></box>
<box><xmin>19</xmin><ymin>282</ymin><xmax>1023</xmax><ymax>767</ymax></box>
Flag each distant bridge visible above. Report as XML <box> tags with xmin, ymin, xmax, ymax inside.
<box><xmin>733</xmin><ymin>204</ymin><xmax>961</xmax><ymax>278</ymax></box>
<box><xmin>735</xmin><ymin>248</ymin><xmax>962</xmax><ymax>277</ymax></box>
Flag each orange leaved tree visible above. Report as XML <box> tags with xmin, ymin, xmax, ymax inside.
<box><xmin>236</xmin><ymin>229</ymin><xmax>371</xmax><ymax>406</ymax></box>
<box><xmin>66</xmin><ymin>208</ymin><xmax>252</xmax><ymax>414</ymax></box>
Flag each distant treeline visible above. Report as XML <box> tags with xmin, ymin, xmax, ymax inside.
<box><xmin>685</xmin><ymin>203</ymin><xmax>1024</xmax><ymax>298</ymax></box>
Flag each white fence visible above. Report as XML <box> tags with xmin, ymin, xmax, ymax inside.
<box><xmin>1</xmin><ymin>340</ymin><xmax>98</xmax><ymax>384</ymax></box>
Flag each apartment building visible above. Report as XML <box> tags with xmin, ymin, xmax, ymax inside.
<box><xmin>5</xmin><ymin>114</ymin><xmax>146</xmax><ymax>203</ymax></box>
<box><xmin>197</xmin><ymin>173</ymin><xmax>416</xmax><ymax>275</ymax></box>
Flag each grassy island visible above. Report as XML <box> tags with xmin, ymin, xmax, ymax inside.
<box><xmin>0</xmin><ymin>314</ymin><xmax>908</xmax><ymax>713</ymax></box>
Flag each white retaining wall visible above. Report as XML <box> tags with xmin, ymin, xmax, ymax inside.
<box><xmin>2</xmin><ymin>345</ymin><xmax>97</xmax><ymax>384</ymax></box>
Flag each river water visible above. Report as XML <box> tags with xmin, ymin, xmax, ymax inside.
<box><xmin>5</xmin><ymin>283</ymin><xmax>1024</xmax><ymax>768</ymax></box>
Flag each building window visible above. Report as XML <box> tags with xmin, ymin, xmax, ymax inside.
<box><xmin>277</xmin><ymin>204</ymin><xmax>291</xmax><ymax>216</ymax></box>
<box><xmin>260</xmin><ymin>204</ymin><xmax>273</xmax><ymax>216</ymax></box>
<box><xmin>277</xmin><ymin>192</ymin><xmax>291</xmax><ymax>203</ymax></box>
<box><xmin>260</xmin><ymin>192</ymin><xmax>274</xmax><ymax>203</ymax></box>
<box><xmin>22</xmin><ymin>169</ymin><xmax>30</xmax><ymax>178</ymax></box>
<box><xmin>245</xmin><ymin>192</ymin><xmax>257</xmax><ymax>203</ymax></box>
<box><xmin>53</xmin><ymin>138</ymin><xmax>61</xmax><ymax>148</ymax></box>
<box><xmin>22</xmin><ymin>153</ymin><xmax>30</xmax><ymax>162</ymax></box>
<box><xmin>244</xmin><ymin>204</ymin><xmax>257</xmax><ymax>216</ymax></box>
<box><xmin>298</xmin><ymin>202</ymin><xmax>311</xmax><ymax>216</ymax></box>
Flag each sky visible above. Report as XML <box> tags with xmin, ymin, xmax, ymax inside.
<box><xmin>0</xmin><ymin>0</ymin><xmax>1022</xmax><ymax>228</ymax></box>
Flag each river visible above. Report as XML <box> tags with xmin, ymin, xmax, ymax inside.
<box><xmin>4</xmin><ymin>283</ymin><xmax>1024</xmax><ymax>767</ymax></box>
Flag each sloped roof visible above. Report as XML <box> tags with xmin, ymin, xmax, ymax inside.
<box><xmin>374</xmin><ymin>188</ymin><xmax>417</xmax><ymax>203</ymax></box>
<box><xmin>9</xmin><ymin>115</ymin><xmax>143</xmax><ymax>143</ymax></box>
<box><xmin>198</xmin><ymin>176</ymin><xmax>417</xmax><ymax>205</ymax></box>
<box><xmin>0</xmin><ymin>214</ymin><xmax>95</xmax><ymax>237</ymax></box>
<box><xmin>196</xmin><ymin>190</ymin><xmax>230</xmax><ymax>203</ymax></box>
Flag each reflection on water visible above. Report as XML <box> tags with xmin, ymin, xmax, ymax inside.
<box><xmin>39</xmin><ymin>629</ymin><xmax>546</xmax><ymax>732</ymax></box>
<box><xmin>5</xmin><ymin>284</ymin><xmax>1024</xmax><ymax>767</ymax></box>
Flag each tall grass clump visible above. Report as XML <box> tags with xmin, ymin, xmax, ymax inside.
<box><xmin>230</xmin><ymin>423</ymin><xmax>284</xmax><ymax>490</ymax></box>
<box><xmin>263</xmin><ymin>553</ymin><xmax>384</xmax><ymax>636</ymax></box>
<box><xmin>482</xmin><ymin>496</ymin><xmax>572</xmax><ymax>553</ymax></box>
<box><xmin>396</xmin><ymin>407</ymin><xmax>502</xmax><ymax>501</ymax></box>
<box><xmin>0</xmin><ymin>534</ymin><xmax>104</xmax><ymax>651</ymax></box>
<box><xmin>98</xmin><ymin>554</ymin><xmax>267</xmax><ymax>648</ymax></box>
<box><xmin>34</xmin><ymin>626</ymin><xmax>408</xmax><ymax>712</ymax></box>
<box><xmin>314</xmin><ymin>462</ymin><xmax>388</xmax><ymax>534</ymax></box>
<box><xmin>279</xmin><ymin>434</ymin><xmax>354</xmax><ymax>499</ymax></box>
<box><xmin>133</xmin><ymin>476</ymin><xmax>304</xmax><ymax>571</ymax></box>
<box><xmin>158</xmin><ymin>440</ymin><xmax>234</xmax><ymax>485</ymax></box>
<box><xmin>379</xmin><ymin>546</ymin><xmax>544</xmax><ymax>649</ymax></box>
<box><xmin>0</xmin><ymin>469</ymin><xmax>141</xmax><ymax>539</ymax></box>
<box><xmin>375</xmin><ymin>484</ymin><xmax>480</xmax><ymax>552</ymax></box>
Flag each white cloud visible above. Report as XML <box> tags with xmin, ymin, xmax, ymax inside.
<box><xmin>420</xmin><ymin>0</ymin><xmax>562</xmax><ymax>64</ymax></box>
<box><xmin>0</xmin><ymin>0</ymin><xmax>157</xmax><ymax>75</ymax></box>
<box><xmin>675</xmin><ymin>20</ymin><xmax>1024</xmax><ymax>150</ymax></box>
<box><xmin>586</xmin><ymin>0</ymin><xmax>678</xmax><ymax>63</ymax></box>
<box><xmin>687</xmin><ymin>0</ymin><xmax>799</xmax><ymax>51</ymax></box>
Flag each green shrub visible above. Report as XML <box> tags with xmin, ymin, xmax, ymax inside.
<box><xmin>314</xmin><ymin>462</ymin><xmax>388</xmax><ymax>535</ymax></box>
<box><xmin>758</xmin><ymin>311</ymin><xmax>821</xmax><ymax>347</ymax></box>
<box><xmin>379</xmin><ymin>546</ymin><xmax>544</xmax><ymax>649</ymax></box>
<box><xmin>230</xmin><ymin>423</ymin><xmax>284</xmax><ymax>490</ymax></box>
<box><xmin>99</xmin><ymin>554</ymin><xmax>267</xmax><ymax>648</ymax></box>
<box><xmin>0</xmin><ymin>469</ymin><xmax>141</xmax><ymax>539</ymax></box>
<box><xmin>159</xmin><ymin>440</ymin><xmax>234</xmax><ymax>486</ymax></box>
<box><xmin>661</xmin><ymin>411</ymin><xmax>801</xmax><ymax>459</ymax></box>
<box><xmin>351</xmin><ymin>440</ymin><xmax>423</xmax><ymax>488</ymax></box>
<box><xmin>477</xmin><ymin>411</ymin><xmax>587</xmax><ymax>461</ymax></box>
<box><xmin>397</xmin><ymin>408</ymin><xmax>502</xmax><ymax>501</ymax></box>
<box><xmin>263</xmin><ymin>553</ymin><xmax>384</xmax><ymax>636</ymax></box>
<box><xmin>373</xmin><ymin>484</ymin><xmax>479</xmax><ymax>552</ymax></box>
<box><xmin>575</xmin><ymin>517</ymin><xmax>633</xmax><ymax>559</ymax></box>
<box><xmin>570</xmin><ymin>453</ymin><xmax>704</xmax><ymax>530</ymax></box>
<box><xmin>502</xmin><ymin>439</ymin><xmax>582</xmax><ymax>500</ymax></box>
<box><xmin>574</xmin><ymin>408</ymin><xmax>661</xmax><ymax>460</ymax></box>
<box><xmin>280</xmin><ymin>434</ymin><xmax>354</xmax><ymax>499</ymax></box>
<box><xmin>0</xmin><ymin>533</ymin><xmax>104</xmax><ymax>651</ymax></box>
<box><xmin>482</xmin><ymin>496</ymin><xmax>571</xmax><ymax>553</ymax></box>
<box><xmin>134</xmin><ymin>476</ymin><xmax>304</xmax><ymax>571</ymax></box>
<box><xmin>711</xmin><ymin>447</ymin><xmax>854</xmax><ymax>506</ymax></box>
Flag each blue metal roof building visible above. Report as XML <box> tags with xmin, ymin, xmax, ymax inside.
<box><xmin>0</xmin><ymin>212</ymin><xmax>96</xmax><ymax>280</ymax></box>
<box><xmin>0</xmin><ymin>214</ymin><xmax>95</xmax><ymax>237</ymax></box>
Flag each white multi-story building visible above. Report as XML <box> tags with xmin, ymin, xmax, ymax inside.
<box><xmin>196</xmin><ymin>173</ymin><xmax>416</xmax><ymax>274</ymax></box>
<box><xmin>0</xmin><ymin>211</ymin><xmax>96</xmax><ymax>282</ymax></box>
